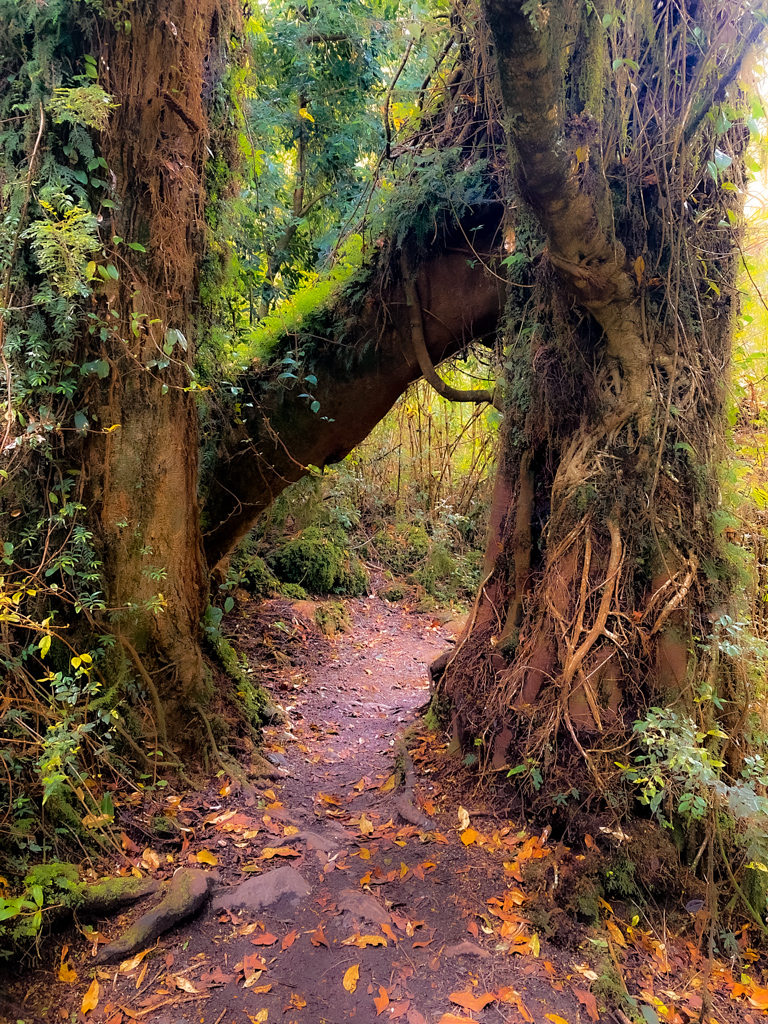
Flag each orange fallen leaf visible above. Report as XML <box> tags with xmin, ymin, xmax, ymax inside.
<box><xmin>497</xmin><ymin>987</ymin><xmax>534</xmax><ymax>1022</ymax></box>
<box><xmin>247</xmin><ymin>1012</ymin><xmax>268</xmax><ymax>1023</ymax></box>
<box><xmin>286</xmin><ymin>993</ymin><xmax>307</xmax><ymax>1009</ymax></box>
<box><xmin>467</xmin><ymin>921</ymin><xmax>479</xmax><ymax>939</ymax></box>
<box><xmin>574</xmin><ymin>987</ymin><xmax>599</xmax><ymax>1021</ymax></box>
<box><xmin>434</xmin><ymin>832</ymin><xmax>449</xmax><ymax>844</ymax></box>
<box><xmin>437</xmin><ymin>1016</ymin><xmax>476</xmax><ymax>1024</ymax></box>
<box><xmin>381</xmin><ymin>923</ymin><xmax>398</xmax><ymax>944</ymax></box>
<box><xmin>81</xmin><ymin>978</ymin><xmax>100</xmax><ymax>1014</ymax></box>
<box><xmin>460</xmin><ymin>828</ymin><xmax>479</xmax><ymax>846</ymax></box>
<box><xmin>545</xmin><ymin>1015</ymin><xmax>570</xmax><ymax>1024</ymax></box>
<box><xmin>249</xmin><ymin>984</ymin><xmax>273</xmax><ymax>994</ymax></box>
<box><xmin>251</xmin><ymin>932</ymin><xmax>278</xmax><ymax>946</ymax></box>
<box><xmin>281</xmin><ymin>928</ymin><xmax>299</xmax><ymax>950</ymax></box>
<box><xmin>374</xmin><ymin>986</ymin><xmax>390</xmax><ymax>1015</ymax></box>
<box><xmin>311</xmin><ymin>923</ymin><xmax>330</xmax><ymax>948</ymax></box>
<box><xmin>59</xmin><ymin>960</ymin><xmax>78</xmax><ymax>984</ymax></box>
<box><xmin>449</xmin><ymin>989</ymin><xmax>496</xmax><ymax>1011</ymax></box>
<box><xmin>261</xmin><ymin>846</ymin><xmax>299</xmax><ymax>859</ymax></box>
<box><xmin>343</xmin><ymin>964</ymin><xmax>360</xmax><ymax>993</ymax></box>
<box><xmin>605</xmin><ymin>919</ymin><xmax>627</xmax><ymax>947</ymax></box>
<box><xmin>399</xmin><ymin>862</ymin><xmax>409</xmax><ymax>880</ymax></box>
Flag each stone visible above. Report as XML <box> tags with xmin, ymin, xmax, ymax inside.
<box><xmin>96</xmin><ymin>869</ymin><xmax>212</xmax><ymax>964</ymax></box>
<box><xmin>336</xmin><ymin>888</ymin><xmax>391</xmax><ymax>926</ymax></box>
<box><xmin>292</xmin><ymin>830</ymin><xmax>343</xmax><ymax>853</ymax></box>
<box><xmin>211</xmin><ymin>866</ymin><xmax>311</xmax><ymax>915</ymax></box>
<box><xmin>444</xmin><ymin>941</ymin><xmax>491</xmax><ymax>958</ymax></box>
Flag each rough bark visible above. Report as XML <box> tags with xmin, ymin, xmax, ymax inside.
<box><xmin>434</xmin><ymin>0</ymin><xmax>760</xmax><ymax>796</ymax></box>
<box><xmin>81</xmin><ymin>0</ymin><xmax>228</xmax><ymax>723</ymax></box>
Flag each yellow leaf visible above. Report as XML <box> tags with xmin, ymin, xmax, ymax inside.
<box><xmin>634</xmin><ymin>255</ymin><xmax>645</xmax><ymax>284</ymax></box>
<box><xmin>379</xmin><ymin>774</ymin><xmax>396</xmax><ymax>794</ymax></box>
<box><xmin>173</xmin><ymin>975</ymin><xmax>199</xmax><ymax>994</ymax></box>
<box><xmin>343</xmin><ymin>964</ymin><xmax>360</xmax><ymax>993</ymax></box>
<box><xmin>261</xmin><ymin>846</ymin><xmax>299</xmax><ymax>859</ymax></box>
<box><xmin>81</xmin><ymin>978</ymin><xmax>100</xmax><ymax>1014</ymax></box>
<box><xmin>59</xmin><ymin>961</ymin><xmax>78</xmax><ymax>984</ymax></box>
<box><xmin>284</xmin><ymin>825</ymin><xmax>299</xmax><ymax>836</ymax></box>
<box><xmin>196</xmin><ymin>850</ymin><xmax>219</xmax><ymax>866</ymax></box>
<box><xmin>141</xmin><ymin>847</ymin><xmax>160</xmax><ymax>871</ymax></box>
<box><xmin>359</xmin><ymin>813</ymin><xmax>374</xmax><ymax>836</ymax></box>
<box><xmin>606</xmin><ymin>919</ymin><xmax>627</xmax><ymax>947</ymax></box>
<box><xmin>119</xmin><ymin>948</ymin><xmax>152</xmax><ymax>974</ymax></box>
<box><xmin>400</xmin><ymin>862</ymin><xmax>408</xmax><ymax>879</ymax></box>
<box><xmin>358</xmin><ymin>848</ymin><xmax>371</xmax><ymax>860</ymax></box>
<box><xmin>298</xmin><ymin>107</ymin><xmax>314</xmax><ymax>122</ymax></box>
<box><xmin>342</xmin><ymin>933</ymin><xmax>387</xmax><ymax>948</ymax></box>
<box><xmin>530</xmin><ymin>932</ymin><xmax>540</xmax><ymax>957</ymax></box>
<box><xmin>461</xmin><ymin>828</ymin><xmax>479</xmax><ymax>846</ymax></box>
<box><xmin>575</xmin><ymin>145</ymin><xmax>587</xmax><ymax>163</ymax></box>
<box><xmin>545</xmin><ymin>1016</ymin><xmax>570</xmax><ymax>1024</ymax></box>
<box><xmin>248</xmin><ymin>1012</ymin><xmax>268</xmax><ymax>1023</ymax></box>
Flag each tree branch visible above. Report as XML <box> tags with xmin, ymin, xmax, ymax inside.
<box><xmin>402</xmin><ymin>253</ymin><xmax>499</xmax><ymax>408</ymax></box>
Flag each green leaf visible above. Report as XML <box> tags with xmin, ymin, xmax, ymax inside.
<box><xmin>310</xmin><ymin>400</ymin><xmax>320</xmax><ymax>414</ymax></box>
<box><xmin>74</xmin><ymin>411</ymin><xmax>89</xmax><ymax>434</ymax></box>
<box><xmin>127</xmin><ymin>242</ymin><xmax>147</xmax><ymax>252</ymax></box>
<box><xmin>106</xmin><ymin>263</ymin><xmax>119</xmax><ymax>280</ymax></box>
<box><xmin>30</xmin><ymin>885</ymin><xmax>44</xmax><ymax>908</ymax></box>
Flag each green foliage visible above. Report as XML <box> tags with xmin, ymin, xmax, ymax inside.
<box><xmin>268</xmin><ymin>526</ymin><xmax>369</xmax><ymax>596</ymax></box>
<box><xmin>0</xmin><ymin>861</ymin><xmax>83</xmax><ymax>953</ymax></box>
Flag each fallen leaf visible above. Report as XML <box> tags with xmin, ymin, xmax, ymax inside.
<box><xmin>450</xmin><ymin>989</ymin><xmax>496</xmax><ymax>1011</ymax></box>
<box><xmin>136</xmin><ymin>961</ymin><xmax>148</xmax><ymax>989</ymax></box>
<box><xmin>311</xmin><ymin>923</ymin><xmax>330</xmax><ymax>948</ymax></box>
<box><xmin>374</xmin><ymin>986</ymin><xmax>390</xmax><ymax>1016</ymax></box>
<box><xmin>574</xmin><ymin>987</ymin><xmax>599</xmax><ymax>1021</ymax></box>
<box><xmin>286</xmin><ymin>993</ymin><xmax>307</xmax><ymax>1009</ymax></box>
<box><xmin>59</xmin><ymin>961</ymin><xmax>78</xmax><ymax>984</ymax></box>
<box><xmin>250</xmin><ymin>932</ymin><xmax>278</xmax><ymax>946</ymax></box>
<box><xmin>460</xmin><ymin>828</ymin><xmax>479</xmax><ymax>846</ymax></box>
<box><xmin>248</xmin><ymin>1012</ymin><xmax>268</xmax><ymax>1023</ymax></box>
<box><xmin>261</xmin><ymin>846</ymin><xmax>300</xmax><ymax>859</ymax></box>
<box><xmin>119</xmin><ymin>949</ymin><xmax>153</xmax><ymax>974</ymax></box>
<box><xmin>605</xmin><ymin>919</ymin><xmax>627</xmax><ymax>947</ymax></box>
<box><xmin>281</xmin><ymin>928</ymin><xmax>299</xmax><ymax>950</ymax></box>
<box><xmin>497</xmin><ymin>987</ymin><xmax>534</xmax><ymax>1022</ymax></box>
<box><xmin>343</xmin><ymin>964</ymin><xmax>360</xmax><ymax>993</ymax></box>
<box><xmin>82</xmin><ymin>979</ymin><xmax>100</xmax><ymax>1014</ymax></box>
<box><xmin>407</xmin><ymin>1010</ymin><xmax>426</xmax><ymax>1024</ymax></box>
<box><xmin>381</xmin><ymin>923</ymin><xmax>398</xmax><ymax>944</ymax></box>
<box><xmin>437</xmin><ymin>1016</ymin><xmax>475</xmax><ymax>1024</ymax></box>
<box><xmin>379</xmin><ymin>775</ymin><xmax>396</xmax><ymax>794</ymax></box>
<box><xmin>105</xmin><ymin>1013</ymin><xmax>123</xmax><ymax>1024</ymax></box>
<box><xmin>399</xmin><ymin>861</ymin><xmax>409</xmax><ymax>880</ymax></box>
<box><xmin>359</xmin><ymin>813</ymin><xmax>374</xmax><ymax>836</ymax></box>
<box><xmin>457</xmin><ymin>806</ymin><xmax>470</xmax><ymax>831</ymax></box>
<box><xmin>196</xmin><ymin>850</ymin><xmax>219</xmax><ymax>866</ymax></box>
<box><xmin>172</xmin><ymin>975</ymin><xmax>199</xmax><ymax>994</ymax></box>
<box><xmin>141</xmin><ymin>847</ymin><xmax>160</xmax><ymax>871</ymax></box>
<box><xmin>545</xmin><ymin>1016</ymin><xmax>570</xmax><ymax>1024</ymax></box>
<box><xmin>342</xmin><ymin>933</ymin><xmax>387</xmax><ymax>948</ymax></box>
<box><xmin>467</xmin><ymin>921</ymin><xmax>479</xmax><ymax>939</ymax></box>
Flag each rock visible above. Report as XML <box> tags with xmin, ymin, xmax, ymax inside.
<box><xmin>211</xmin><ymin>866</ymin><xmax>311</xmax><ymax>915</ymax></box>
<box><xmin>336</xmin><ymin>889</ymin><xmax>391</xmax><ymax>926</ymax></box>
<box><xmin>96</xmin><ymin>870</ymin><xmax>213</xmax><ymax>964</ymax></box>
<box><xmin>292</xmin><ymin>830</ymin><xmax>342</xmax><ymax>853</ymax></box>
<box><xmin>444</xmin><ymin>941</ymin><xmax>491</xmax><ymax>958</ymax></box>
<box><xmin>80</xmin><ymin>876</ymin><xmax>162</xmax><ymax>917</ymax></box>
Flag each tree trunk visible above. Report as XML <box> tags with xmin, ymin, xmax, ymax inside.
<box><xmin>436</xmin><ymin>0</ymin><xmax>758</xmax><ymax>802</ymax></box>
<box><xmin>82</xmin><ymin>0</ymin><xmax>229</xmax><ymax>726</ymax></box>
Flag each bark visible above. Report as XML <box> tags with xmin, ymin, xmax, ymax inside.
<box><xmin>203</xmin><ymin>221</ymin><xmax>506</xmax><ymax>569</ymax></box>
<box><xmin>81</xmin><ymin>0</ymin><xmax>229</xmax><ymax>724</ymax></box>
<box><xmin>434</xmin><ymin>0</ymin><xmax>761</xmax><ymax>794</ymax></box>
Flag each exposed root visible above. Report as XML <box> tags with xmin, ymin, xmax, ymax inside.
<box><xmin>392</xmin><ymin>734</ymin><xmax>435</xmax><ymax>830</ymax></box>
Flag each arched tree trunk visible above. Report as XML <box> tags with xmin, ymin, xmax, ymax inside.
<box><xmin>435</xmin><ymin>0</ymin><xmax>759</xmax><ymax>804</ymax></box>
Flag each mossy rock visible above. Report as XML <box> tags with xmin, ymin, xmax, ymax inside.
<box><xmin>269</xmin><ymin>527</ymin><xmax>369</xmax><ymax>596</ymax></box>
<box><xmin>315</xmin><ymin>601</ymin><xmax>353</xmax><ymax>637</ymax></box>
<box><xmin>240</xmin><ymin>555</ymin><xmax>280</xmax><ymax>599</ymax></box>
<box><xmin>373</xmin><ymin>524</ymin><xmax>430</xmax><ymax>574</ymax></box>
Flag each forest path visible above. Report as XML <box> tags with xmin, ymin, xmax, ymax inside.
<box><xmin>10</xmin><ymin>599</ymin><xmax>591</xmax><ymax>1024</ymax></box>
<box><xmin>111</xmin><ymin>597</ymin><xmax>585</xmax><ymax>1024</ymax></box>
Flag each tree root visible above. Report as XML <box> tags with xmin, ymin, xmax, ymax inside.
<box><xmin>193</xmin><ymin>702</ymin><xmax>258</xmax><ymax>798</ymax></box>
<box><xmin>392</xmin><ymin>734</ymin><xmax>435</xmax><ymax>830</ymax></box>
<box><xmin>120</xmin><ymin>636</ymin><xmax>169</xmax><ymax>750</ymax></box>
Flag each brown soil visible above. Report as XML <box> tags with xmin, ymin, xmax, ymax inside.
<box><xmin>1</xmin><ymin>598</ymin><xmax>764</xmax><ymax>1024</ymax></box>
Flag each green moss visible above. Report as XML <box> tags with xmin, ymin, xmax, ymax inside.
<box><xmin>315</xmin><ymin>601</ymin><xmax>352</xmax><ymax>636</ymax></box>
<box><xmin>269</xmin><ymin>527</ymin><xmax>369</xmax><ymax>596</ymax></box>
<box><xmin>374</xmin><ymin>524</ymin><xmax>430</xmax><ymax>574</ymax></box>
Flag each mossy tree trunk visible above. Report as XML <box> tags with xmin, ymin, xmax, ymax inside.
<box><xmin>81</xmin><ymin>0</ymin><xmax>230</xmax><ymax>728</ymax></box>
<box><xmin>436</xmin><ymin>0</ymin><xmax>760</xmax><ymax>804</ymax></box>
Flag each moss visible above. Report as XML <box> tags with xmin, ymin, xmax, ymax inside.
<box><xmin>380</xmin><ymin>583</ymin><xmax>408</xmax><ymax>602</ymax></box>
<box><xmin>315</xmin><ymin>601</ymin><xmax>352</xmax><ymax>637</ymax></box>
<box><xmin>269</xmin><ymin>527</ymin><xmax>369</xmax><ymax>596</ymax></box>
<box><xmin>240</xmin><ymin>555</ymin><xmax>280</xmax><ymax>599</ymax></box>
<box><xmin>279</xmin><ymin>582</ymin><xmax>308</xmax><ymax>600</ymax></box>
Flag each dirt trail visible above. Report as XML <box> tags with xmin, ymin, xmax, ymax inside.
<box><xmin>3</xmin><ymin>599</ymin><xmax>597</xmax><ymax>1024</ymax></box>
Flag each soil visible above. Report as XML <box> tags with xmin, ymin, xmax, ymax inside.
<box><xmin>1</xmin><ymin>597</ymin><xmax>765</xmax><ymax>1024</ymax></box>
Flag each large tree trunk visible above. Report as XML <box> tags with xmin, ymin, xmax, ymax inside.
<box><xmin>82</xmin><ymin>0</ymin><xmax>229</xmax><ymax>726</ymax></box>
<box><xmin>436</xmin><ymin>0</ymin><xmax>758</xmax><ymax>802</ymax></box>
